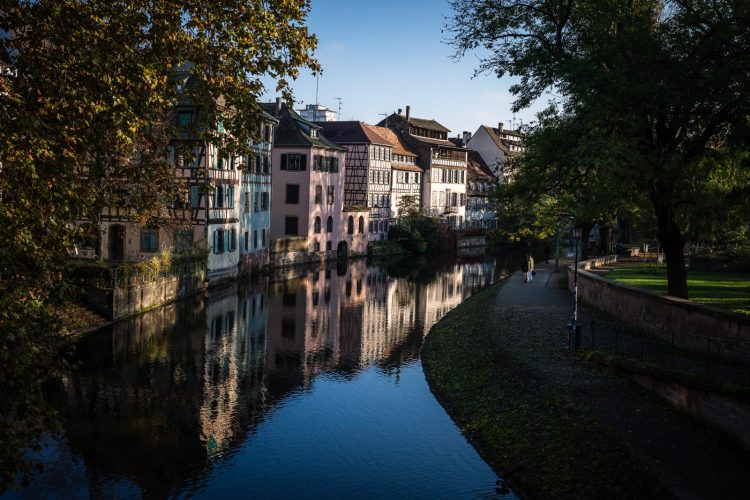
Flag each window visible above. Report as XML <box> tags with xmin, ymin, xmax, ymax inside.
<box><xmin>263</xmin><ymin>156</ymin><xmax>270</xmax><ymax>174</ymax></box>
<box><xmin>140</xmin><ymin>228</ymin><xmax>159</xmax><ymax>252</ymax></box>
<box><xmin>326</xmin><ymin>216</ymin><xmax>333</xmax><ymax>233</ymax></box>
<box><xmin>330</xmin><ymin>157</ymin><xmax>339</xmax><ymax>173</ymax></box>
<box><xmin>313</xmin><ymin>241</ymin><xmax>320</xmax><ymax>252</ymax></box>
<box><xmin>326</xmin><ymin>240</ymin><xmax>332</xmax><ymax>251</ymax></box>
<box><xmin>253</xmin><ymin>230</ymin><xmax>258</xmax><ymax>249</ymax></box>
<box><xmin>214</xmin><ymin>185</ymin><xmax>223</xmax><ymax>208</ymax></box>
<box><xmin>254</xmin><ymin>191</ymin><xmax>260</xmax><ymax>212</ymax></box>
<box><xmin>256</xmin><ymin>154</ymin><xmax>262</xmax><ymax>174</ymax></box>
<box><xmin>244</xmin><ymin>191</ymin><xmax>250</xmax><ymax>212</ymax></box>
<box><xmin>286</xmin><ymin>184</ymin><xmax>300</xmax><ymax>204</ymax></box>
<box><xmin>213</xmin><ymin>229</ymin><xmax>224</xmax><ymax>254</ymax></box>
<box><xmin>244</xmin><ymin>231</ymin><xmax>249</xmax><ymax>251</ymax></box>
<box><xmin>284</xmin><ymin>216</ymin><xmax>299</xmax><ymax>236</ymax></box>
<box><xmin>358</xmin><ymin>216</ymin><xmax>365</xmax><ymax>233</ymax></box>
<box><xmin>314</xmin><ymin>216</ymin><xmax>321</xmax><ymax>234</ymax></box>
<box><xmin>262</xmin><ymin>229</ymin><xmax>266</xmax><ymax>247</ymax></box>
<box><xmin>261</xmin><ymin>192</ymin><xmax>269</xmax><ymax>211</ymax></box>
<box><xmin>369</xmin><ymin>221</ymin><xmax>374</xmax><ymax>232</ymax></box>
<box><xmin>404</xmin><ymin>172</ymin><xmax>410</xmax><ymax>184</ymax></box>
<box><xmin>178</xmin><ymin>112</ymin><xmax>193</xmax><ymax>127</ymax></box>
<box><xmin>347</xmin><ymin>216</ymin><xmax>354</xmax><ymax>235</ymax></box>
<box><xmin>280</xmin><ymin>153</ymin><xmax>306</xmax><ymax>171</ymax></box>
<box><xmin>327</xmin><ymin>186</ymin><xmax>334</xmax><ymax>205</ymax></box>
<box><xmin>315</xmin><ymin>185</ymin><xmax>322</xmax><ymax>204</ymax></box>
<box><xmin>431</xmin><ymin>191</ymin><xmax>438</xmax><ymax>207</ymax></box>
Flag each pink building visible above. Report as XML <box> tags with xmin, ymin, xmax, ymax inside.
<box><xmin>265</xmin><ymin>101</ymin><xmax>368</xmax><ymax>261</ymax></box>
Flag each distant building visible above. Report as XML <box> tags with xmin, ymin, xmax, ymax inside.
<box><xmin>378</xmin><ymin>106</ymin><xmax>468</xmax><ymax>228</ymax></box>
<box><xmin>367</xmin><ymin>126</ymin><xmax>422</xmax><ymax>220</ymax></box>
<box><xmin>466</xmin><ymin>123</ymin><xmax>525</xmax><ymax>183</ymax></box>
<box><xmin>298</xmin><ymin>103</ymin><xmax>337</xmax><ymax>122</ymax></box>
<box><xmin>466</xmin><ymin>151</ymin><xmax>498</xmax><ymax>229</ymax></box>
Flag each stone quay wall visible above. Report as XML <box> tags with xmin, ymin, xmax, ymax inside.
<box><xmin>568</xmin><ymin>255</ymin><xmax>750</xmax><ymax>359</ymax></box>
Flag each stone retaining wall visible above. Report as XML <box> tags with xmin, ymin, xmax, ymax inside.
<box><xmin>85</xmin><ymin>270</ymin><xmax>206</xmax><ymax>320</ymax></box>
<box><xmin>568</xmin><ymin>255</ymin><xmax>750</xmax><ymax>358</ymax></box>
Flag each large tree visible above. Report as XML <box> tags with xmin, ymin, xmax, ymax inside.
<box><xmin>0</xmin><ymin>0</ymin><xmax>318</xmax><ymax>488</ymax></box>
<box><xmin>447</xmin><ymin>0</ymin><xmax>750</xmax><ymax>298</ymax></box>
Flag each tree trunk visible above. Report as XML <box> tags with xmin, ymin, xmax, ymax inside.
<box><xmin>650</xmin><ymin>193</ymin><xmax>688</xmax><ymax>299</ymax></box>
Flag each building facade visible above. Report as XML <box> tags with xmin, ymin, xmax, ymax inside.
<box><xmin>466</xmin><ymin>123</ymin><xmax>525</xmax><ymax>183</ymax></box>
<box><xmin>466</xmin><ymin>151</ymin><xmax>498</xmax><ymax>228</ymax></box>
<box><xmin>378</xmin><ymin>107</ymin><xmax>468</xmax><ymax>228</ymax></box>
<box><xmin>240</xmin><ymin>112</ymin><xmax>278</xmax><ymax>271</ymax></box>
<box><xmin>317</xmin><ymin>122</ymin><xmax>393</xmax><ymax>241</ymax></box>
<box><xmin>266</xmin><ymin>102</ymin><xmax>368</xmax><ymax>260</ymax></box>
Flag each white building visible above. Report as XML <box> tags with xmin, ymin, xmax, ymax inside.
<box><xmin>466</xmin><ymin>123</ymin><xmax>525</xmax><ymax>183</ymax></box>
<box><xmin>298</xmin><ymin>104</ymin><xmax>337</xmax><ymax>122</ymax></box>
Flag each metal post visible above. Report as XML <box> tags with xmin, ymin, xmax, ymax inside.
<box><xmin>573</xmin><ymin>236</ymin><xmax>579</xmax><ymax>324</ymax></box>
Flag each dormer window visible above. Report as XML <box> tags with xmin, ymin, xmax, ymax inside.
<box><xmin>310</xmin><ymin>128</ymin><xmax>318</xmax><ymax>138</ymax></box>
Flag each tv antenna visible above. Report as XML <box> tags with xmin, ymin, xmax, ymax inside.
<box><xmin>335</xmin><ymin>97</ymin><xmax>343</xmax><ymax>120</ymax></box>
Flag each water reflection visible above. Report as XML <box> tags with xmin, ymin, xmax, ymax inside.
<box><xmin>14</xmin><ymin>253</ymin><xmax>519</xmax><ymax>499</ymax></box>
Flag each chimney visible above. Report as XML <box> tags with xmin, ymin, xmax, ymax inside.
<box><xmin>498</xmin><ymin>122</ymin><xmax>503</xmax><ymax>132</ymax></box>
<box><xmin>405</xmin><ymin>105</ymin><xmax>411</xmax><ymax>121</ymax></box>
<box><xmin>275</xmin><ymin>97</ymin><xmax>282</xmax><ymax>115</ymax></box>
<box><xmin>463</xmin><ymin>131</ymin><xmax>472</xmax><ymax>145</ymax></box>
<box><xmin>397</xmin><ymin>108</ymin><xmax>402</xmax><ymax>115</ymax></box>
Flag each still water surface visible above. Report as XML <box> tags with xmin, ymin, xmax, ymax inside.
<box><xmin>12</xmin><ymin>254</ymin><xmax>519</xmax><ymax>499</ymax></box>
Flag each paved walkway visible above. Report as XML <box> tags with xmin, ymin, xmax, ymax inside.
<box><xmin>490</xmin><ymin>260</ymin><xmax>750</xmax><ymax>499</ymax></box>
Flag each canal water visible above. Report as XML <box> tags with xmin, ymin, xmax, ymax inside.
<box><xmin>10</xmin><ymin>254</ymin><xmax>520</xmax><ymax>499</ymax></box>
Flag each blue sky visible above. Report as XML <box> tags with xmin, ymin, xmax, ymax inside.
<box><xmin>261</xmin><ymin>0</ymin><xmax>548</xmax><ymax>135</ymax></box>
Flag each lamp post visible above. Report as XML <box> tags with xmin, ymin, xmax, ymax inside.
<box><xmin>570</xmin><ymin>226</ymin><xmax>583</xmax><ymax>349</ymax></box>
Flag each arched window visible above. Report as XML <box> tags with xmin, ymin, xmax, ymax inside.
<box><xmin>326</xmin><ymin>216</ymin><xmax>333</xmax><ymax>233</ymax></box>
<box><xmin>314</xmin><ymin>216</ymin><xmax>321</xmax><ymax>234</ymax></box>
<box><xmin>347</xmin><ymin>216</ymin><xmax>354</xmax><ymax>235</ymax></box>
<box><xmin>358</xmin><ymin>216</ymin><xmax>365</xmax><ymax>233</ymax></box>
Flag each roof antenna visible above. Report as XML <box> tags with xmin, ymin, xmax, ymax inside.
<box><xmin>335</xmin><ymin>97</ymin><xmax>343</xmax><ymax>120</ymax></box>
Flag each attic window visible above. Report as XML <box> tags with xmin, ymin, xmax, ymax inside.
<box><xmin>311</xmin><ymin>129</ymin><xmax>318</xmax><ymax>138</ymax></box>
<box><xmin>176</xmin><ymin>83</ymin><xmax>183</xmax><ymax>93</ymax></box>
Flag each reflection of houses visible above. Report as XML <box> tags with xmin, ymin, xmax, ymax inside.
<box><xmin>466</xmin><ymin>123</ymin><xmax>525</xmax><ymax>183</ymax></box>
<box><xmin>265</xmin><ymin>101</ymin><xmax>368</xmax><ymax>260</ymax></box>
<box><xmin>466</xmin><ymin>151</ymin><xmax>498</xmax><ymax>229</ymax></box>
<box><xmin>460</xmin><ymin>259</ymin><xmax>496</xmax><ymax>300</ymax></box>
<box><xmin>379</xmin><ymin>107</ymin><xmax>468</xmax><ymax>228</ymax></box>
<box><xmin>417</xmin><ymin>265</ymin><xmax>465</xmax><ymax>330</ymax></box>
<box><xmin>59</xmin><ymin>281</ymin><xmax>270</xmax><ymax>497</ymax></box>
<box><xmin>317</xmin><ymin>121</ymin><xmax>392</xmax><ymax>241</ymax></box>
<box><xmin>358</xmin><ymin>264</ymin><xmax>391</xmax><ymax>365</ymax></box>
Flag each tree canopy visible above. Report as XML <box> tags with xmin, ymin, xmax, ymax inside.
<box><xmin>448</xmin><ymin>0</ymin><xmax>750</xmax><ymax>298</ymax></box>
<box><xmin>0</xmin><ymin>0</ymin><xmax>318</xmax><ymax>489</ymax></box>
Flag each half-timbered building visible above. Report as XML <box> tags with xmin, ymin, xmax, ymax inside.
<box><xmin>317</xmin><ymin>121</ymin><xmax>392</xmax><ymax>241</ymax></box>
<box><xmin>466</xmin><ymin>151</ymin><xmax>498</xmax><ymax>228</ymax></box>
<box><xmin>265</xmin><ymin>102</ymin><xmax>368</xmax><ymax>260</ymax></box>
<box><xmin>240</xmin><ymin>111</ymin><xmax>278</xmax><ymax>271</ymax></box>
<box><xmin>366</xmin><ymin>126</ymin><xmax>422</xmax><ymax>220</ymax></box>
<box><xmin>378</xmin><ymin>107</ymin><xmax>468</xmax><ymax>228</ymax></box>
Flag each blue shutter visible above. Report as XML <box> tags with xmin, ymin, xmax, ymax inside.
<box><xmin>190</xmin><ymin>186</ymin><xmax>200</xmax><ymax>208</ymax></box>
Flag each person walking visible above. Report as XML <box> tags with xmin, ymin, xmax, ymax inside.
<box><xmin>521</xmin><ymin>255</ymin><xmax>529</xmax><ymax>283</ymax></box>
<box><xmin>528</xmin><ymin>255</ymin><xmax>535</xmax><ymax>282</ymax></box>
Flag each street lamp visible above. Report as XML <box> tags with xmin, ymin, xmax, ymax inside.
<box><xmin>570</xmin><ymin>226</ymin><xmax>583</xmax><ymax>349</ymax></box>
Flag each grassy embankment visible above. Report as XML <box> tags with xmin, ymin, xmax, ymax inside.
<box><xmin>605</xmin><ymin>263</ymin><xmax>750</xmax><ymax>316</ymax></box>
<box><xmin>421</xmin><ymin>281</ymin><xmax>670</xmax><ymax>499</ymax></box>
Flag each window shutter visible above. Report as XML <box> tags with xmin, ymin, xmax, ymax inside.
<box><xmin>213</xmin><ymin>230</ymin><xmax>218</xmax><ymax>254</ymax></box>
<box><xmin>231</xmin><ymin>229</ymin><xmax>237</xmax><ymax>251</ymax></box>
<box><xmin>190</xmin><ymin>186</ymin><xmax>200</xmax><ymax>208</ymax></box>
<box><xmin>280</xmin><ymin>154</ymin><xmax>288</xmax><ymax>170</ymax></box>
<box><xmin>228</xmin><ymin>186</ymin><xmax>234</xmax><ymax>208</ymax></box>
<box><xmin>300</xmin><ymin>154</ymin><xmax>307</xmax><ymax>171</ymax></box>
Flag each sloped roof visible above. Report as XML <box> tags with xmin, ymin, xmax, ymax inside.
<box><xmin>409</xmin><ymin>116</ymin><xmax>450</xmax><ymax>133</ymax></box>
<box><xmin>467</xmin><ymin>150</ymin><xmax>496</xmax><ymax>181</ymax></box>
<box><xmin>480</xmin><ymin>125</ymin><xmax>525</xmax><ymax>155</ymax></box>
<box><xmin>391</xmin><ymin>162</ymin><xmax>423</xmax><ymax>173</ymax></box>
<box><xmin>316</xmin><ymin>121</ymin><xmax>389</xmax><ymax>146</ymax></box>
<box><xmin>363</xmin><ymin>124</ymin><xmax>418</xmax><ymax>157</ymax></box>
<box><xmin>262</xmin><ymin>103</ymin><xmax>346</xmax><ymax>151</ymax></box>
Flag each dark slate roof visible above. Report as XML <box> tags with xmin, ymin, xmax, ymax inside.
<box><xmin>315</xmin><ymin>121</ymin><xmax>390</xmax><ymax>146</ymax></box>
<box><xmin>409</xmin><ymin>116</ymin><xmax>450</xmax><ymax>133</ymax></box>
<box><xmin>480</xmin><ymin>125</ymin><xmax>525</xmax><ymax>156</ymax></box>
<box><xmin>262</xmin><ymin>102</ymin><xmax>347</xmax><ymax>151</ymax></box>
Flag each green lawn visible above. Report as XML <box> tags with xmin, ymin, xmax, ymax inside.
<box><xmin>605</xmin><ymin>263</ymin><xmax>750</xmax><ymax>316</ymax></box>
